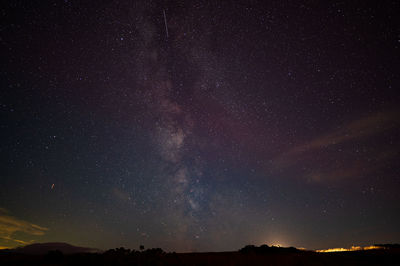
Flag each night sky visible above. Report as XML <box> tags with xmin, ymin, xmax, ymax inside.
<box><xmin>1</xmin><ymin>1</ymin><xmax>399</xmax><ymax>252</ymax></box>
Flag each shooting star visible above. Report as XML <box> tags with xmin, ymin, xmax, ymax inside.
<box><xmin>163</xmin><ymin>9</ymin><xmax>169</xmax><ymax>38</ymax></box>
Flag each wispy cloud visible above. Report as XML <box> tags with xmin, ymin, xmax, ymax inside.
<box><xmin>306</xmin><ymin>148</ymin><xmax>398</xmax><ymax>182</ymax></box>
<box><xmin>285</xmin><ymin>110</ymin><xmax>398</xmax><ymax>157</ymax></box>
<box><xmin>0</xmin><ymin>208</ymin><xmax>48</xmax><ymax>248</ymax></box>
<box><xmin>273</xmin><ymin>110</ymin><xmax>399</xmax><ymax>182</ymax></box>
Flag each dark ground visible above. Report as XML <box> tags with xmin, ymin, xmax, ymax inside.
<box><xmin>1</xmin><ymin>248</ymin><xmax>399</xmax><ymax>266</ymax></box>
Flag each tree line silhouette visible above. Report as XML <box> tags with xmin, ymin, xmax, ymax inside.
<box><xmin>1</xmin><ymin>243</ymin><xmax>399</xmax><ymax>266</ymax></box>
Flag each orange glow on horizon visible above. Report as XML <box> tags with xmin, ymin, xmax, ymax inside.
<box><xmin>316</xmin><ymin>245</ymin><xmax>384</xmax><ymax>253</ymax></box>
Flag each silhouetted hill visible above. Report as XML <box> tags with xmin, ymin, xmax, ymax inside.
<box><xmin>7</xmin><ymin>242</ymin><xmax>101</xmax><ymax>255</ymax></box>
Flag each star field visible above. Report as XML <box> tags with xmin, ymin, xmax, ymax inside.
<box><xmin>1</xmin><ymin>1</ymin><xmax>399</xmax><ymax>252</ymax></box>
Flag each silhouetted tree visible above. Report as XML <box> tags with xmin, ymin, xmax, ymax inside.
<box><xmin>143</xmin><ymin>248</ymin><xmax>165</xmax><ymax>255</ymax></box>
<box><xmin>239</xmin><ymin>244</ymin><xmax>300</xmax><ymax>254</ymax></box>
<box><xmin>239</xmin><ymin>245</ymin><xmax>257</xmax><ymax>253</ymax></box>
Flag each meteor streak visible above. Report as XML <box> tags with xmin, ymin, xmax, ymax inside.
<box><xmin>163</xmin><ymin>9</ymin><xmax>169</xmax><ymax>38</ymax></box>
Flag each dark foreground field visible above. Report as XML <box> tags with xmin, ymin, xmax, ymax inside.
<box><xmin>1</xmin><ymin>248</ymin><xmax>400</xmax><ymax>266</ymax></box>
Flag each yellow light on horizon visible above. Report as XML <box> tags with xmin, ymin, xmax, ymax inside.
<box><xmin>316</xmin><ymin>245</ymin><xmax>384</xmax><ymax>253</ymax></box>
